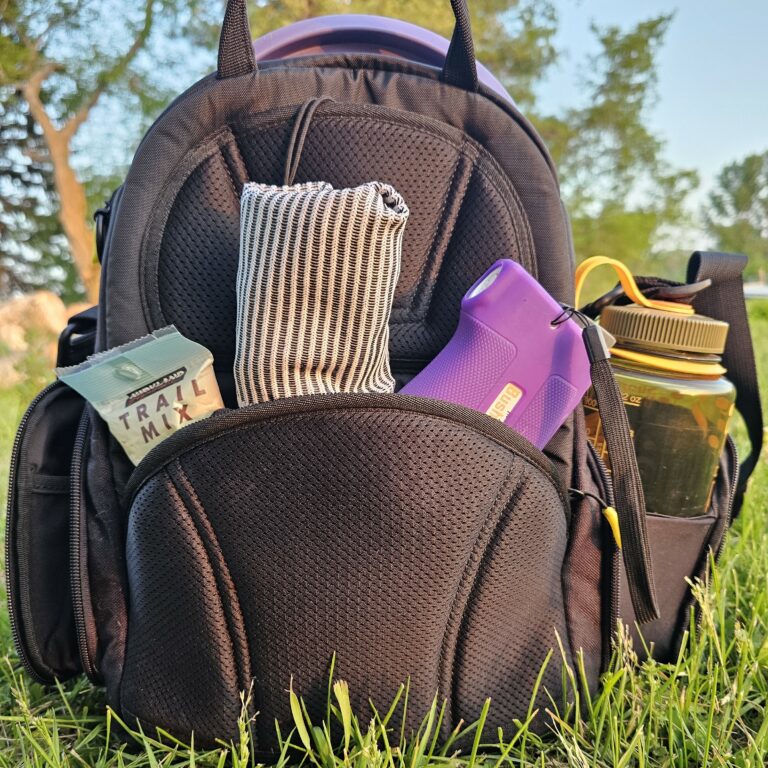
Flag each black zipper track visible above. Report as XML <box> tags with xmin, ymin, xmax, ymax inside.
<box><xmin>714</xmin><ymin>435</ymin><xmax>739</xmax><ymax>559</ymax></box>
<box><xmin>5</xmin><ymin>381</ymin><xmax>60</xmax><ymax>683</ymax></box>
<box><xmin>70</xmin><ymin>411</ymin><xmax>97</xmax><ymax>681</ymax></box>
<box><xmin>586</xmin><ymin>440</ymin><xmax>620</xmax><ymax>665</ymax></box>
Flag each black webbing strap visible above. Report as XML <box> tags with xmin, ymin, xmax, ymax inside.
<box><xmin>440</xmin><ymin>0</ymin><xmax>479</xmax><ymax>91</ymax></box>
<box><xmin>217</xmin><ymin>0</ymin><xmax>256</xmax><ymax>79</ymax></box>
<box><xmin>56</xmin><ymin>306</ymin><xmax>98</xmax><ymax>368</ymax></box>
<box><xmin>216</xmin><ymin>0</ymin><xmax>478</xmax><ymax>90</ymax></box>
<box><xmin>687</xmin><ymin>251</ymin><xmax>763</xmax><ymax>514</ymax></box>
<box><xmin>583</xmin><ymin>324</ymin><xmax>659</xmax><ymax>624</ymax></box>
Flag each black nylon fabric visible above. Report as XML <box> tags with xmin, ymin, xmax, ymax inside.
<box><xmin>217</xmin><ymin>0</ymin><xmax>256</xmax><ymax>79</ymax></box>
<box><xmin>687</xmin><ymin>251</ymin><xmax>763</xmax><ymax>514</ymax></box>
<box><xmin>83</xmin><ymin>411</ymin><xmax>132</xmax><ymax>696</ymax></box>
<box><xmin>100</xmin><ymin>58</ymin><xmax>572</xmax><ymax>354</ymax></box>
<box><xmin>619</xmin><ymin>438</ymin><xmax>738</xmax><ymax>662</ymax></box>
<box><xmin>5</xmin><ymin>383</ymin><xmax>84</xmax><ymax>682</ymax></box>
<box><xmin>561</xmin><ymin>410</ymin><xmax>612</xmax><ymax>687</ymax></box>
<box><xmin>441</xmin><ymin>0</ymin><xmax>479</xmax><ymax>90</ymax></box>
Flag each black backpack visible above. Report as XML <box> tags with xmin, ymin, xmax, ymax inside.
<box><xmin>6</xmin><ymin>0</ymin><xmax>763</xmax><ymax>750</ymax></box>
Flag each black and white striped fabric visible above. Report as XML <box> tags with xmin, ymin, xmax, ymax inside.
<box><xmin>235</xmin><ymin>180</ymin><xmax>409</xmax><ymax>406</ymax></box>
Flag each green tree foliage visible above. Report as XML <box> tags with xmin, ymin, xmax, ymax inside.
<box><xmin>535</xmin><ymin>15</ymin><xmax>698</xmax><ymax>280</ymax></box>
<box><xmin>704</xmin><ymin>151</ymin><xmax>768</xmax><ymax>280</ymax></box>
<box><xmin>0</xmin><ymin>91</ymin><xmax>79</xmax><ymax>299</ymax></box>
<box><xmin>0</xmin><ymin>0</ymin><xmax>700</xmax><ymax>300</ymax></box>
<box><xmin>0</xmin><ymin>0</ymin><xmax>211</xmax><ymax>300</ymax></box>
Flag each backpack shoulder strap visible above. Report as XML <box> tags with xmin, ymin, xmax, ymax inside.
<box><xmin>687</xmin><ymin>251</ymin><xmax>763</xmax><ymax>514</ymax></box>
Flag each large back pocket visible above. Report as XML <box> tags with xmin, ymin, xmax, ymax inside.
<box><xmin>120</xmin><ymin>394</ymin><xmax>573</xmax><ymax>749</ymax></box>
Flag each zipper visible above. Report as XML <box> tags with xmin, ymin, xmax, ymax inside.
<box><xmin>96</xmin><ymin>184</ymin><xmax>124</xmax><ymax>352</ymax></box>
<box><xmin>5</xmin><ymin>382</ymin><xmax>60</xmax><ymax>683</ymax></box>
<box><xmin>587</xmin><ymin>440</ymin><xmax>621</xmax><ymax>664</ymax></box>
<box><xmin>714</xmin><ymin>435</ymin><xmax>739</xmax><ymax>557</ymax></box>
<box><xmin>70</xmin><ymin>410</ymin><xmax>98</xmax><ymax>681</ymax></box>
<box><xmin>123</xmin><ymin>393</ymin><xmax>571</xmax><ymax>515</ymax></box>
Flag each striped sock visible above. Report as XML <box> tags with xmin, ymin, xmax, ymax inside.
<box><xmin>235</xmin><ymin>180</ymin><xmax>409</xmax><ymax>406</ymax></box>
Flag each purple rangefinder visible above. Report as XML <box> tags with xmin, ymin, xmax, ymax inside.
<box><xmin>401</xmin><ymin>259</ymin><xmax>591</xmax><ymax>448</ymax></box>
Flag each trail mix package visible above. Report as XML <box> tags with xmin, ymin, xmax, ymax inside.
<box><xmin>56</xmin><ymin>326</ymin><xmax>223</xmax><ymax>464</ymax></box>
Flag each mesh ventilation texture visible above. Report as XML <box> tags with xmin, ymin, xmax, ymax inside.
<box><xmin>121</xmin><ymin>407</ymin><xmax>570</xmax><ymax>748</ymax></box>
<box><xmin>155</xmin><ymin>105</ymin><xmax>532</xmax><ymax>387</ymax></box>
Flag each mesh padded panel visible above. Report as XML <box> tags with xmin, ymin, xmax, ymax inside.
<box><xmin>287</xmin><ymin>113</ymin><xmax>475</xmax><ymax>313</ymax></box>
<box><xmin>232</xmin><ymin>116</ymin><xmax>291</xmax><ymax>186</ymax></box>
<box><xmin>158</xmin><ymin>148</ymin><xmax>241</xmax><ymax>367</ymax></box>
<box><xmin>152</xmin><ymin>103</ymin><xmax>535</xmax><ymax>395</ymax></box>
<box><xmin>453</xmin><ymin>466</ymin><xmax>573</xmax><ymax>724</ymax></box>
<box><xmin>122</xmin><ymin>479</ymin><xmax>247</xmax><ymax>742</ymax></box>
<box><xmin>121</xmin><ymin>400</ymin><xmax>570</xmax><ymax>749</ymax></box>
<box><xmin>391</xmin><ymin>156</ymin><xmax>535</xmax><ymax>358</ymax></box>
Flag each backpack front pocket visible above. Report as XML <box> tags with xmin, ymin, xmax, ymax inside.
<box><xmin>119</xmin><ymin>394</ymin><xmax>576</xmax><ymax>748</ymax></box>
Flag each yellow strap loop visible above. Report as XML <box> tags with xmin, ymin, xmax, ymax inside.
<box><xmin>610</xmin><ymin>347</ymin><xmax>726</xmax><ymax>377</ymax></box>
<box><xmin>575</xmin><ymin>255</ymin><xmax>694</xmax><ymax>316</ymax></box>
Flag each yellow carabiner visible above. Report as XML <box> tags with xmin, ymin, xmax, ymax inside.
<box><xmin>575</xmin><ymin>255</ymin><xmax>694</xmax><ymax>316</ymax></box>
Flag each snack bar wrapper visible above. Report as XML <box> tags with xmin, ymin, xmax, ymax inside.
<box><xmin>56</xmin><ymin>326</ymin><xmax>224</xmax><ymax>465</ymax></box>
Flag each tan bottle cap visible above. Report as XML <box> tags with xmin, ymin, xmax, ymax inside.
<box><xmin>600</xmin><ymin>304</ymin><xmax>729</xmax><ymax>355</ymax></box>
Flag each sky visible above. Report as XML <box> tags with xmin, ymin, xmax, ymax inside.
<box><xmin>75</xmin><ymin>0</ymin><xmax>768</xmax><ymax>214</ymax></box>
<box><xmin>536</xmin><ymin>0</ymin><xmax>768</xmax><ymax>201</ymax></box>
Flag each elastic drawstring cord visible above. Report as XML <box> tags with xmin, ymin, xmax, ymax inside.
<box><xmin>283</xmin><ymin>96</ymin><xmax>335</xmax><ymax>186</ymax></box>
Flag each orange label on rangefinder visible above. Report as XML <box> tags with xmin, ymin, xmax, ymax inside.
<box><xmin>486</xmin><ymin>383</ymin><xmax>523</xmax><ymax>422</ymax></box>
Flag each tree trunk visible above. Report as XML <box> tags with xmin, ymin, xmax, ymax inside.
<box><xmin>47</xmin><ymin>133</ymin><xmax>100</xmax><ymax>303</ymax></box>
<box><xmin>21</xmin><ymin>68</ymin><xmax>100</xmax><ymax>304</ymax></box>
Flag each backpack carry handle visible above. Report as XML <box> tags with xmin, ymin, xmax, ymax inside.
<box><xmin>440</xmin><ymin>0</ymin><xmax>479</xmax><ymax>90</ymax></box>
<box><xmin>218</xmin><ymin>0</ymin><xmax>257</xmax><ymax>79</ymax></box>
<box><xmin>216</xmin><ymin>0</ymin><xmax>479</xmax><ymax>91</ymax></box>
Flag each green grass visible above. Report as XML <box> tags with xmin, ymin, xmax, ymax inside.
<box><xmin>1</xmin><ymin>308</ymin><xmax>767</xmax><ymax>766</ymax></box>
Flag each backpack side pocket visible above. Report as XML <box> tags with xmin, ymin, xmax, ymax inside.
<box><xmin>619</xmin><ymin>437</ymin><xmax>738</xmax><ymax>661</ymax></box>
<box><xmin>6</xmin><ymin>382</ymin><xmax>84</xmax><ymax>682</ymax></box>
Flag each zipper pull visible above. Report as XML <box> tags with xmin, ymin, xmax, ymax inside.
<box><xmin>569</xmin><ymin>488</ymin><xmax>622</xmax><ymax>549</ymax></box>
<box><xmin>602</xmin><ymin>506</ymin><xmax>622</xmax><ymax>549</ymax></box>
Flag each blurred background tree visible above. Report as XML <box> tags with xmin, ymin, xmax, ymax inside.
<box><xmin>0</xmin><ymin>0</ymin><xmax>764</xmax><ymax>304</ymax></box>
<box><xmin>535</xmin><ymin>15</ymin><xmax>699</xmax><ymax>281</ymax></box>
<box><xmin>0</xmin><ymin>91</ymin><xmax>72</xmax><ymax>298</ymax></box>
<box><xmin>0</xmin><ymin>0</ymin><xmax>211</xmax><ymax>301</ymax></box>
<box><xmin>704</xmin><ymin>151</ymin><xmax>768</xmax><ymax>281</ymax></box>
